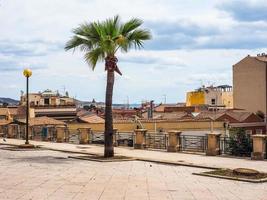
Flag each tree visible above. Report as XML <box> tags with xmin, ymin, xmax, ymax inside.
<box><xmin>65</xmin><ymin>15</ymin><xmax>151</xmax><ymax>157</ymax></box>
<box><xmin>228</xmin><ymin>128</ymin><xmax>252</xmax><ymax>156</ymax></box>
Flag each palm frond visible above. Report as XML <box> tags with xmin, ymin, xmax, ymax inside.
<box><xmin>126</xmin><ymin>29</ymin><xmax>152</xmax><ymax>49</ymax></box>
<box><xmin>84</xmin><ymin>47</ymin><xmax>105</xmax><ymax>70</ymax></box>
<box><xmin>120</xmin><ymin>18</ymin><xmax>143</xmax><ymax>36</ymax></box>
<box><xmin>65</xmin><ymin>35</ymin><xmax>93</xmax><ymax>52</ymax></box>
<box><xmin>65</xmin><ymin>15</ymin><xmax>152</xmax><ymax>70</ymax></box>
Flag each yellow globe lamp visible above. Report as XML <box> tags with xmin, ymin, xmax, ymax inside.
<box><xmin>23</xmin><ymin>68</ymin><xmax>32</xmax><ymax>77</ymax></box>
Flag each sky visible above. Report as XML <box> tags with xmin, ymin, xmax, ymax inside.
<box><xmin>0</xmin><ymin>0</ymin><xmax>267</xmax><ymax>104</ymax></box>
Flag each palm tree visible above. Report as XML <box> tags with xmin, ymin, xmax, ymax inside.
<box><xmin>65</xmin><ymin>15</ymin><xmax>151</xmax><ymax>157</ymax></box>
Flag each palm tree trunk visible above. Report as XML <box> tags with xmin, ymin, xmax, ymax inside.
<box><xmin>104</xmin><ymin>70</ymin><xmax>115</xmax><ymax>157</ymax></box>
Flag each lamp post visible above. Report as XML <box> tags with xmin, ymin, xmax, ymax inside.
<box><xmin>23</xmin><ymin>69</ymin><xmax>32</xmax><ymax>145</ymax></box>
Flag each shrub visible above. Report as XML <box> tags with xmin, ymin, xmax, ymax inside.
<box><xmin>228</xmin><ymin>128</ymin><xmax>252</xmax><ymax>156</ymax></box>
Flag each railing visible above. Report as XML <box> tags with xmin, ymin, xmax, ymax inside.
<box><xmin>180</xmin><ymin>135</ymin><xmax>207</xmax><ymax>153</ymax></box>
<box><xmin>219</xmin><ymin>137</ymin><xmax>231</xmax><ymax>155</ymax></box>
<box><xmin>116</xmin><ymin>132</ymin><xmax>134</xmax><ymax>147</ymax></box>
<box><xmin>32</xmin><ymin>128</ymin><xmax>57</xmax><ymax>142</ymax></box>
<box><xmin>89</xmin><ymin>132</ymin><xmax>134</xmax><ymax>147</ymax></box>
<box><xmin>219</xmin><ymin>136</ymin><xmax>252</xmax><ymax>157</ymax></box>
<box><xmin>90</xmin><ymin>132</ymin><xmax>104</xmax><ymax>144</ymax></box>
<box><xmin>145</xmin><ymin>132</ymin><xmax>168</xmax><ymax>150</ymax></box>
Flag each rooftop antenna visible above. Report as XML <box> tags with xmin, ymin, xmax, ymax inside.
<box><xmin>127</xmin><ymin>96</ymin><xmax>129</xmax><ymax>109</ymax></box>
<box><xmin>62</xmin><ymin>85</ymin><xmax>66</xmax><ymax>94</ymax></box>
<box><xmin>163</xmin><ymin>94</ymin><xmax>167</xmax><ymax>104</ymax></box>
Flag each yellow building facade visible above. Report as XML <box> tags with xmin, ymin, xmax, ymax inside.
<box><xmin>186</xmin><ymin>85</ymin><xmax>233</xmax><ymax>108</ymax></box>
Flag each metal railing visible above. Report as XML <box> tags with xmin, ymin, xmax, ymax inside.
<box><xmin>219</xmin><ymin>136</ymin><xmax>252</xmax><ymax>156</ymax></box>
<box><xmin>145</xmin><ymin>132</ymin><xmax>168</xmax><ymax>150</ymax></box>
<box><xmin>116</xmin><ymin>132</ymin><xmax>134</xmax><ymax>147</ymax></box>
<box><xmin>90</xmin><ymin>132</ymin><xmax>104</xmax><ymax>144</ymax></box>
<box><xmin>180</xmin><ymin>135</ymin><xmax>207</xmax><ymax>153</ymax></box>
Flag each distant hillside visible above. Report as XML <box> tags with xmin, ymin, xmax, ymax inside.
<box><xmin>0</xmin><ymin>97</ymin><xmax>19</xmax><ymax>105</ymax></box>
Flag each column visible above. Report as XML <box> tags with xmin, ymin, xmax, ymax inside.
<box><xmin>251</xmin><ymin>135</ymin><xmax>267</xmax><ymax>160</ymax></box>
<box><xmin>134</xmin><ymin>129</ymin><xmax>147</xmax><ymax>149</ymax></box>
<box><xmin>113</xmin><ymin>128</ymin><xmax>118</xmax><ymax>147</ymax></box>
<box><xmin>56</xmin><ymin>126</ymin><xmax>66</xmax><ymax>143</ymax></box>
<box><xmin>78</xmin><ymin>128</ymin><xmax>91</xmax><ymax>144</ymax></box>
<box><xmin>206</xmin><ymin>132</ymin><xmax>221</xmax><ymax>156</ymax></box>
<box><xmin>7</xmin><ymin>124</ymin><xmax>15</xmax><ymax>138</ymax></box>
<box><xmin>167</xmin><ymin>130</ymin><xmax>182</xmax><ymax>152</ymax></box>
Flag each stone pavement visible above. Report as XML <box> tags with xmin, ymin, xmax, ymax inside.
<box><xmin>1</xmin><ymin>138</ymin><xmax>267</xmax><ymax>172</ymax></box>
<box><xmin>0</xmin><ymin>147</ymin><xmax>267</xmax><ymax>200</ymax></box>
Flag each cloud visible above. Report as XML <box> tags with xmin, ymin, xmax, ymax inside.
<box><xmin>0</xmin><ymin>39</ymin><xmax>63</xmax><ymax>57</ymax></box>
<box><xmin>218</xmin><ymin>0</ymin><xmax>267</xmax><ymax>22</ymax></box>
<box><xmin>143</xmin><ymin>20</ymin><xmax>220</xmax><ymax>50</ymax></box>
<box><xmin>0</xmin><ymin>58</ymin><xmax>47</xmax><ymax>72</ymax></box>
<box><xmin>143</xmin><ymin>17</ymin><xmax>267</xmax><ymax>50</ymax></box>
<box><xmin>119</xmin><ymin>52</ymin><xmax>187</xmax><ymax>68</ymax></box>
<box><xmin>1</xmin><ymin>0</ymin><xmax>267</xmax><ymax>103</ymax></box>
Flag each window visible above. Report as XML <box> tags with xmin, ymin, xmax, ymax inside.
<box><xmin>211</xmin><ymin>98</ymin><xmax>216</xmax><ymax>105</ymax></box>
<box><xmin>44</xmin><ymin>98</ymin><xmax>49</xmax><ymax>105</ymax></box>
<box><xmin>256</xmin><ymin>129</ymin><xmax>263</xmax><ymax>134</ymax></box>
<box><xmin>245</xmin><ymin>130</ymin><xmax>252</xmax><ymax>135</ymax></box>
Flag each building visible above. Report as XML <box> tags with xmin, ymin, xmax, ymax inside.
<box><xmin>195</xmin><ymin>110</ymin><xmax>265</xmax><ymax>135</ymax></box>
<box><xmin>233</xmin><ymin>53</ymin><xmax>267</xmax><ymax>115</ymax></box>
<box><xmin>20</xmin><ymin>89</ymin><xmax>77</xmax><ymax>121</ymax></box>
<box><xmin>20</xmin><ymin>89</ymin><xmax>75</xmax><ymax>107</ymax></box>
<box><xmin>186</xmin><ymin>85</ymin><xmax>233</xmax><ymax>108</ymax></box>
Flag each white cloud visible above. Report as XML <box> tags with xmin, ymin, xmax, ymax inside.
<box><xmin>0</xmin><ymin>0</ymin><xmax>267</xmax><ymax>103</ymax></box>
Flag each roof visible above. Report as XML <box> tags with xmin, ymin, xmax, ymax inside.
<box><xmin>143</xmin><ymin>111</ymin><xmax>193</xmax><ymax>120</ymax></box>
<box><xmin>255</xmin><ymin>55</ymin><xmax>267</xmax><ymax>63</ymax></box>
<box><xmin>16</xmin><ymin>116</ymin><xmax>65</xmax><ymax>126</ymax></box>
<box><xmin>79</xmin><ymin>114</ymin><xmax>105</xmax><ymax>123</ymax></box>
<box><xmin>0</xmin><ymin>119</ymin><xmax>11</xmax><ymax>126</ymax></box>
<box><xmin>195</xmin><ymin>110</ymin><xmax>262</xmax><ymax>123</ymax></box>
<box><xmin>8</xmin><ymin>107</ymin><xmax>18</xmax><ymax>116</ymax></box>
<box><xmin>77</xmin><ymin>109</ymin><xmax>92</xmax><ymax>117</ymax></box>
<box><xmin>0</xmin><ymin>108</ymin><xmax>9</xmax><ymax>116</ymax></box>
<box><xmin>225</xmin><ymin>111</ymin><xmax>252</xmax><ymax>122</ymax></box>
<box><xmin>112</xmin><ymin>109</ymin><xmax>136</xmax><ymax>114</ymax></box>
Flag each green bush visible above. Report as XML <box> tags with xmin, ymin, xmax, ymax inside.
<box><xmin>228</xmin><ymin>128</ymin><xmax>252</xmax><ymax>156</ymax></box>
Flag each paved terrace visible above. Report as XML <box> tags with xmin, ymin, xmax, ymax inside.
<box><xmin>1</xmin><ymin>148</ymin><xmax>267</xmax><ymax>200</ymax></box>
<box><xmin>1</xmin><ymin>138</ymin><xmax>267</xmax><ymax>172</ymax></box>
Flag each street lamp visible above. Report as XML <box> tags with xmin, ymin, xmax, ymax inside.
<box><xmin>23</xmin><ymin>68</ymin><xmax>32</xmax><ymax>145</ymax></box>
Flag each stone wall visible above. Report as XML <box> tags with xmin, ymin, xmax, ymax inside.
<box><xmin>67</xmin><ymin>120</ymin><xmax>224</xmax><ymax>133</ymax></box>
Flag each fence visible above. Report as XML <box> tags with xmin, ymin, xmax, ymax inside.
<box><xmin>89</xmin><ymin>132</ymin><xmax>134</xmax><ymax>147</ymax></box>
<box><xmin>116</xmin><ymin>132</ymin><xmax>134</xmax><ymax>147</ymax></box>
<box><xmin>180</xmin><ymin>135</ymin><xmax>208</xmax><ymax>153</ymax></box>
<box><xmin>145</xmin><ymin>132</ymin><xmax>168</xmax><ymax>150</ymax></box>
<box><xmin>3</xmin><ymin>125</ymin><xmax>264</xmax><ymax>159</ymax></box>
<box><xmin>219</xmin><ymin>136</ymin><xmax>252</xmax><ymax>157</ymax></box>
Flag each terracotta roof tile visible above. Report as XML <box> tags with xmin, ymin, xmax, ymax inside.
<box><xmin>0</xmin><ymin>119</ymin><xmax>11</xmax><ymax>126</ymax></box>
<box><xmin>17</xmin><ymin>117</ymin><xmax>65</xmax><ymax>126</ymax></box>
<box><xmin>79</xmin><ymin>114</ymin><xmax>105</xmax><ymax>123</ymax></box>
<box><xmin>0</xmin><ymin>108</ymin><xmax>9</xmax><ymax>116</ymax></box>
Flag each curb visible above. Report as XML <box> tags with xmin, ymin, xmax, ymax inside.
<box><xmin>136</xmin><ymin>158</ymin><xmax>220</xmax><ymax>170</ymax></box>
<box><xmin>193</xmin><ymin>172</ymin><xmax>267</xmax><ymax>183</ymax></box>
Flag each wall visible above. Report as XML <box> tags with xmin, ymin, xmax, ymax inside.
<box><xmin>67</xmin><ymin>120</ymin><xmax>224</xmax><ymax>133</ymax></box>
<box><xmin>186</xmin><ymin>91</ymin><xmax>205</xmax><ymax>106</ymax></box>
<box><xmin>221</xmin><ymin>91</ymin><xmax>233</xmax><ymax>108</ymax></box>
<box><xmin>233</xmin><ymin>56</ymin><xmax>266</xmax><ymax>114</ymax></box>
<box><xmin>204</xmin><ymin>89</ymin><xmax>223</xmax><ymax>106</ymax></box>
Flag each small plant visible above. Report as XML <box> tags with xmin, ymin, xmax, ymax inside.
<box><xmin>228</xmin><ymin>128</ymin><xmax>252</xmax><ymax>156</ymax></box>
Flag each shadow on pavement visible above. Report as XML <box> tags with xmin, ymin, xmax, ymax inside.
<box><xmin>7</xmin><ymin>156</ymin><xmax>70</xmax><ymax>164</ymax></box>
